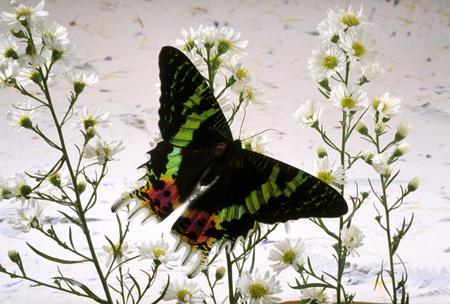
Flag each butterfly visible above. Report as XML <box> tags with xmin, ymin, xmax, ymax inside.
<box><xmin>112</xmin><ymin>46</ymin><xmax>347</xmax><ymax>276</ymax></box>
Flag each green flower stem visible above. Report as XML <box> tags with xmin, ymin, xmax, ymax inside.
<box><xmin>204</xmin><ymin>270</ymin><xmax>219</xmax><ymax>304</ymax></box>
<box><xmin>37</xmin><ymin>64</ymin><xmax>114</xmax><ymax>303</ymax></box>
<box><xmin>226</xmin><ymin>250</ymin><xmax>235</xmax><ymax>304</ymax></box>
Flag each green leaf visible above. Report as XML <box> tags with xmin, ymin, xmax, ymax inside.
<box><xmin>53</xmin><ymin>276</ymin><xmax>107</xmax><ymax>303</ymax></box>
<box><xmin>58</xmin><ymin>211</ymin><xmax>81</xmax><ymax>227</ymax></box>
<box><xmin>27</xmin><ymin>243</ymin><xmax>86</xmax><ymax>264</ymax></box>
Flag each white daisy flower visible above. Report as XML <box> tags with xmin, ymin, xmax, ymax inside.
<box><xmin>5</xmin><ymin>101</ymin><xmax>36</xmax><ymax>131</ymax></box>
<box><xmin>64</xmin><ymin>67</ymin><xmax>99</xmax><ymax>90</ymax></box>
<box><xmin>371</xmin><ymin>92</ymin><xmax>401</xmax><ymax>120</ymax></box>
<box><xmin>198</xmin><ymin>24</ymin><xmax>220</xmax><ymax>48</ymax></box>
<box><xmin>268</xmin><ymin>238</ymin><xmax>305</xmax><ymax>272</ymax></box>
<box><xmin>301</xmin><ymin>288</ymin><xmax>329</xmax><ymax>304</ymax></box>
<box><xmin>163</xmin><ymin>278</ymin><xmax>204</xmax><ymax>304</ymax></box>
<box><xmin>314</xmin><ymin>156</ymin><xmax>345</xmax><ymax>187</ymax></box>
<box><xmin>341</xmin><ymin>225</ymin><xmax>364</xmax><ymax>256</ymax></box>
<box><xmin>236</xmin><ymin>84</ymin><xmax>264</xmax><ymax>106</ymax></box>
<box><xmin>102</xmin><ymin>241</ymin><xmax>132</xmax><ymax>266</ymax></box>
<box><xmin>242</xmin><ymin>131</ymin><xmax>271</xmax><ymax>154</ymax></box>
<box><xmin>228</xmin><ymin>59</ymin><xmax>251</xmax><ymax>87</ymax></box>
<box><xmin>0</xmin><ymin>33</ymin><xmax>19</xmax><ymax>60</ymax></box>
<box><xmin>0</xmin><ymin>58</ymin><xmax>20</xmax><ymax>88</ymax></box>
<box><xmin>328</xmin><ymin>5</ymin><xmax>366</xmax><ymax>31</ymax></box>
<box><xmin>371</xmin><ymin>152</ymin><xmax>392</xmax><ymax>177</ymax></box>
<box><xmin>237</xmin><ymin>270</ymin><xmax>282</xmax><ymax>304</ymax></box>
<box><xmin>75</xmin><ymin>107</ymin><xmax>110</xmax><ymax>134</ymax></box>
<box><xmin>138</xmin><ymin>238</ymin><xmax>177</xmax><ymax>267</ymax></box>
<box><xmin>293</xmin><ymin>100</ymin><xmax>323</xmax><ymax>127</ymax></box>
<box><xmin>39</xmin><ymin>22</ymin><xmax>69</xmax><ymax>51</ymax></box>
<box><xmin>0</xmin><ymin>0</ymin><xmax>49</xmax><ymax>33</ymax></box>
<box><xmin>339</xmin><ymin>27</ymin><xmax>376</xmax><ymax>64</ymax></box>
<box><xmin>361</xmin><ymin>61</ymin><xmax>384</xmax><ymax>81</ymax></box>
<box><xmin>217</xmin><ymin>26</ymin><xmax>248</xmax><ymax>56</ymax></box>
<box><xmin>8</xmin><ymin>202</ymin><xmax>43</xmax><ymax>233</ymax></box>
<box><xmin>83</xmin><ymin>140</ymin><xmax>124</xmax><ymax>165</ymax></box>
<box><xmin>0</xmin><ymin>176</ymin><xmax>14</xmax><ymax>200</ymax></box>
<box><xmin>308</xmin><ymin>43</ymin><xmax>346</xmax><ymax>82</ymax></box>
<box><xmin>329</xmin><ymin>84</ymin><xmax>368</xmax><ymax>112</ymax></box>
<box><xmin>15</xmin><ymin>67</ymin><xmax>41</xmax><ymax>87</ymax></box>
<box><xmin>175</xmin><ymin>27</ymin><xmax>200</xmax><ymax>52</ymax></box>
<box><xmin>317</xmin><ymin>17</ymin><xmax>340</xmax><ymax>42</ymax></box>
<box><xmin>11</xmin><ymin>173</ymin><xmax>33</xmax><ymax>201</ymax></box>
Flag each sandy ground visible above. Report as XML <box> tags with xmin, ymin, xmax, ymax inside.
<box><xmin>0</xmin><ymin>0</ymin><xmax>449</xmax><ymax>303</ymax></box>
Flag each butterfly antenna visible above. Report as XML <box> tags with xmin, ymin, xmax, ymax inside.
<box><xmin>240</xmin><ymin>128</ymin><xmax>284</xmax><ymax>142</ymax></box>
<box><xmin>238</xmin><ymin>107</ymin><xmax>247</xmax><ymax>139</ymax></box>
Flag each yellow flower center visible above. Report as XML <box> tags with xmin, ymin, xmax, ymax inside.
<box><xmin>341</xmin><ymin>96</ymin><xmax>356</xmax><ymax>109</ymax></box>
<box><xmin>246</xmin><ymin>89</ymin><xmax>255</xmax><ymax>100</ymax></box>
<box><xmin>281</xmin><ymin>249</ymin><xmax>296</xmax><ymax>264</ymax></box>
<box><xmin>372</xmin><ymin>98</ymin><xmax>383</xmax><ymax>111</ymax></box>
<box><xmin>322</xmin><ymin>55</ymin><xmax>338</xmax><ymax>69</ymax></box>
<box><xmin>352</xmin><ymin>42</ymin><xmax>366</xmax><ymax>57</ymax></box>
<box><xmin>248</xmin><ymin>282</ymin><xmax>268</xmax><ymax>299</ymax></box>
<box><xmin>236</xmin><ymin>67</ymin><xmax>249</xmax><ymax>80</ymax></box>
<box><xmin>176</xmin><ymin>289</ymin><xmax>192</xmax><ymax>301</ymax></box>
<box><xmin>16</xmin><ymin>7</ymin><xmax>32</xmax><ymax>20</ymax></box>
<box><xmin>317</xmin><ymin>171</ymin><xmax>334</xmax><ymax>185</ymax></box>
<box><xmin>152</xmin><ymin>246</ymin><xmax>166</xmax><ymax>259</ymax></box>
<box><xmin>341</xmin><ymin>14</ymin><xmax>360</xmax><ymax>27</ymax></box>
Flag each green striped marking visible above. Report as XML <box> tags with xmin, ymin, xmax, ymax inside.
<box><xmin>170</xmin><ymin>107</ymin><xmax>219</xmax><ymax>147</ymax></box>
<box><xmin>217</xmin><ymin>204</ymin><xmax>247</xmax><ymax>222</ymax></box>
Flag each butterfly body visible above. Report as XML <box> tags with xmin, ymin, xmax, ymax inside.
<box><xmin>113</xmin><ymin>46</ymin><xmax>348</xmax><ymax>275</ymax></box>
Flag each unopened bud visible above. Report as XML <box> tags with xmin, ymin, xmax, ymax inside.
<box><xmin>17</xmin><ymin>184</ymin><xmax>31</xmax><ymax>197</ymax></box>
<box><xmin>48</xmin><ymin>172</ymin><xmax>61</xmax><ymax>187</ymax></box>
<box><xmin>76</xmin><ymin>180</ymin><xmax>87</xmax><ymax>194</ymax></box>
<box><xmin>316</xmin><ymin>146</ymin><xmax>328</xmax><ymax>159</ymax></box>
<box><xmin>394</xmin><ymin>122</ymin><xmax>411</xmax><ymax>142</ymax></box>
<box><xmin>407</xmin><ymin>177</ymin><xmax>420</xmax><ymax>192</ymax></box>
<box><xmin>74</xmin><ymin>81</ymin><xmax>86</xmax><ymax>95</ymax></box>
<box><xmin>85</xmin><ymin>126</ymin><xmax>96</xmax><ymax>139</ymax></box>
<box><xmin>18</xmin><ymin>115</ymin><xmax>33</xmax><ymax>129</ymax></box>
<box><xmin>8</xmin><ymin>250</ymin><xmax>20</xmax><ymax>264</ymax></box>
<box><xmin>375</xmin><ymin>122</ymin><xmax>385</xmax><ymax>135</ymax></box>
<box><xmin>392</xmin><ymin>143</ymin><xmax>411</xmax><ymax>158</ymax></box>
<box><xmin>355</xmin><ymin>122</ymin><xmax>368</xmax><ymax>136</ymax></box>
<box><xmin>215</xmin><ymin>266</ymin><xmax>226</xmax><ymax>280</ymax></box>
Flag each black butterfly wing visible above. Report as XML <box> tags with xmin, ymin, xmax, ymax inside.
<box><xmin>171</xmin><ymin>146</ymin><xmax>348</xmax><ymax>270</ymax></box>
<box><xmin>158</xmin><ymin>46</ymin><xmax>233</xmax><ymax>148</ymax></box>
<box><xmin>112</xmin><ymin>47</ymin><xmax>232</xmax><ymax>220</ymax></box>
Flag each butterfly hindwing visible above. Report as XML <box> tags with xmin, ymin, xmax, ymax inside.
<box><xmin>172</xmin><ymin>145</ymin><xmax>347</xmax><ymax>255</ymax></box>
<box><xmin>158</xmin><ymin>46</ymin><xmax>233</xmax><ymax>148</ymax></box>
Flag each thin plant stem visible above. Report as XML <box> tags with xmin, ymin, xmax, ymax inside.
<box><xmin>226</xmin><ymin>250</ymin><xmax>235</xmax><ymax>304</ymax></box>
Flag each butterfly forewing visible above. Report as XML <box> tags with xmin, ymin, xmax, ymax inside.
<box><xmin>158</xmin><ymin>46</ymin><xmax>233</xmax><ymax>148</ymax></box>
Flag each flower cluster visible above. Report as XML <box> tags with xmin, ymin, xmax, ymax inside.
<box><xmin>176</xmin><ymin>25</ymin><xmax>263</xmax><ymax>112</ymax></box>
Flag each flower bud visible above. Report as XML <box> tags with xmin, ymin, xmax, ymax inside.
<box><xmin>17</xmin><ymin>184</ymin><xmax>32</xmax><ymax>197</ymax></box>
<box><xmin>8</xmin><ymin>250</ymin><xmax>20</xmax><ymax>264</ymax></box>
<box><xmin>4</xmin><ymin>48</ymin><xmax>19</xmax><ymax>60</ymax></box>
<box><xmin>407</xmin><ymin>177</ymin><xmax>420</xmax><ymax>192</ymax></box>
<box><xmin>215</xmin><ymin>266</ymin><xmax>226</xmax><ymax>281</ymax></box>
<box><xmin>375</xmin><ymin>121</ymin><xmax>385</xmax><ymax>135</ymax></box>
<box><xmin>74</xmin><ymin>81</ymin><xmax>86</xmax><ymax>95</ymax></box>
<box><xmin>76</xmin><ymin>180</ymin><xmax>87</xmax><ymax>194</ymax></box>
<box><xmin>361</xmin><ymin>191</ymin><xmax>369</xmax><ymax>199</ymax></box>
<box><xmin>362</xmin><ymin>150</ymin><xmax>374</xmax><ymax>163</ymax></box>
<box><xmin>30</xmin><ymin>70</ymin><xmax>42</xmax><ymax>85</ymax></box>
<box><xmin>392</xmin><ymin>143</ymin><xmax>411</xmax><ymax>158</ymax></box>
<box><xmin>86</xmin><ymin>126</ymin><xmax>96</xmax><ymax>140</ymax></box>
<box><xmin>48</xmin><ymin>172</ymin><xmax>61</xmax><ymax>187</ymax></box>
<box><xmin>394</xmin><ymin>122</ymin><xmax>411</xmax><ymax>142</ymax></box>
<box><xmin>316</xmin><ymin>146</ymin><xmax>328</xmax><ymax>158</ymax></box>
<box><xmin>18</xmin><ymin>115</ymin><xmax>33</xmax><ymax>129</ymax></box>
<box><xmin>355</xmin><ymin>122</ymin><xmax>368</xmax><ymax>136</ymax></box>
